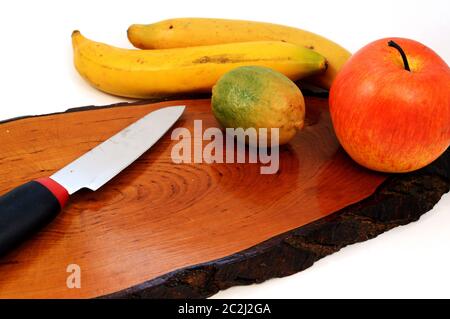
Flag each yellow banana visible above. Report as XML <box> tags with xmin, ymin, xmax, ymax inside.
<box><xmin>72</xmin><ymin>31</ymin><xmax>327</xmax><ymax>99</ymax></box>
<box><xmin>127</xmin><ymin>18</ymin><xmax>352</xmax><ymax>90</ymax></box>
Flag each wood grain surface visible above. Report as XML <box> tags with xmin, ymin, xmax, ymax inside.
<box><xmin>0</xmin><ymin>97</ymin><xmax>393</xmax><ymax>298</ymax></box>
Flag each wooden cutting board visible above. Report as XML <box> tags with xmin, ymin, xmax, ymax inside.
<box><xmin>0</xmin><ymin>96</ymin><xmax>448</xmax><ymax>298</ymax></box>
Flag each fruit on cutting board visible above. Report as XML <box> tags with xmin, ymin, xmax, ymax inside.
<box><xmin>72</xmin><ymin>31</ymin><xmax>327</xmax><ymax>99</ymax></box>
<box><xmin>330</xmin><ymin>38</ymin><xmax>450</xmax><ymax>173</ymax></box>
<box><xmin>211</xmin><ymin>66</ymin><xmax>305</xmax><ymax>146</ymax></box>
<box><xmin>127</xmin><ymin>18</ymin><xmax>351</xmax><ymax>90</ymax></box>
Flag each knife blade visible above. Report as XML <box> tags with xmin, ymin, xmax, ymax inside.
<box><xmin>0</xmin><ymin>105</ymin><xmax>185</xmax><ymax>256</ymax></box>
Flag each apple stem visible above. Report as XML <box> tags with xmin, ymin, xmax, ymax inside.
<box><xmin>388</xmin><ymin>40</ymin><xmax>411</xmax><ymax>72</ymax></box>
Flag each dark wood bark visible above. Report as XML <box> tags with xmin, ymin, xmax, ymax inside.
<box><xmin>103</xmin><ymin>149</ymin><xmax>449</xmax><ymax>299</ymax></box>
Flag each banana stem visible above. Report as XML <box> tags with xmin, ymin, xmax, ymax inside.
<box><xmin>388</xmin><ymin>40</ymin><xmax>411</xmax><ymax>72</ymax></box>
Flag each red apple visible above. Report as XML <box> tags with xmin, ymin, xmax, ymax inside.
<box><xmin>330</xmin><ymin>38</ymin><xmax>450</xmax><ymax>173</ymax></box>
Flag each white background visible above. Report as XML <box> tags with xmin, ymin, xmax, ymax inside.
<box><xmin>0</xmin><ymin>0</ymin><xmax>449</xmax><ymax>298</ymax></box>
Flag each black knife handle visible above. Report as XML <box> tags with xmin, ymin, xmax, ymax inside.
<box><xmin>0</xmin><ymin>177</ymin><xmax>69</xmax><ymax>256</ymax></box>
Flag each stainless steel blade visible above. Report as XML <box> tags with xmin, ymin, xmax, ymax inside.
<box><xmin>51</xmin><ymin>105</ymin><xmax>185</xmax><ymax>194</ymax></box>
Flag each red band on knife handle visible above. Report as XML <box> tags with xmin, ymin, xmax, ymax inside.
<box><xmin>35</xmin><ymin>177</ymin><xmax>69</xmax><ymax>209</ymax></box>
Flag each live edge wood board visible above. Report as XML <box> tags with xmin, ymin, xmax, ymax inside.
<box><xmin>0</xmin><ymin>95</ymin><xmax>448</xmax><ymax>299</ymax></box>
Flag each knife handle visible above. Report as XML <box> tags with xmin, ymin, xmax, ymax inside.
<box><xmin>0</xmin><ymin>177</ymin><xmax>69</xmax><ymax>256</ymax></box>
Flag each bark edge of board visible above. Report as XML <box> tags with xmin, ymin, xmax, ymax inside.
<box><xmin>103</xmin><ymin>143</ymin><xmax>450</xmax><ymax>298</ymax></box>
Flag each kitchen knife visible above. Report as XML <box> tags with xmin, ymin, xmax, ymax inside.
<box><xmin>0</xmin><ymin>105</ymin><xmax>185</xmax><ymax>256</ymax></box>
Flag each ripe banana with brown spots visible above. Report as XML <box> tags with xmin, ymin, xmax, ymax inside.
<box><xmin>72</xmin><ymin>30</ymin><xmax>327</xmax><ymax>98</ymax></box>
